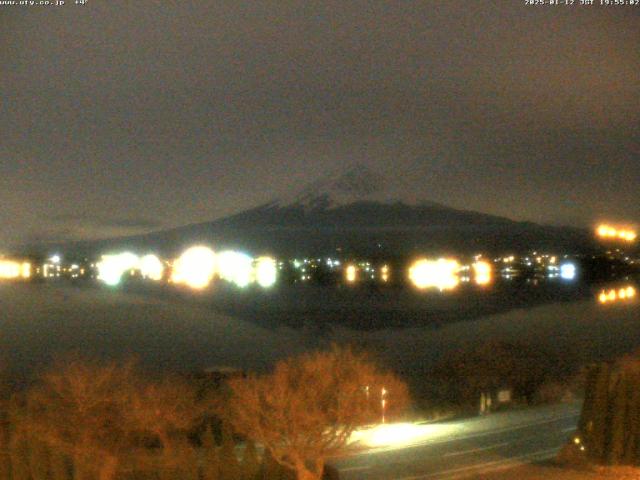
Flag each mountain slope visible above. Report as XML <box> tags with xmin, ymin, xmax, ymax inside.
<box><xmin>35</xmin><ymin>164</ymin><xmax>594</xmax><ymax>257</ymax></box>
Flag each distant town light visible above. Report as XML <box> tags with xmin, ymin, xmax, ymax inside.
<box><xmin>0</xmin><ymin>260</ymin><xmax>31</xmax><ymax>280</ymax></box>
<box><xmin>216</xmin><ymin>250</ymin><xmax>253</xmax><ymax>288</ymax></box>
<box><xmin>345</xmin><ymin>264</ymin><xmax>358</xmax><ymax>283</ymax></box>
<box><xmin>597</xmin><ymin>285</ymin><xmax>637</xmax><ymax>304</ymax></box>
<box><xmin>139</xmin><ymin>254</ymin><xmax>164</xmax><ymax>281</ymax></box>
<box><xmin>409</xmin><ymin>258</ymin><xmax>460</xmax><ymax>291</ymax></box>
<box><xmin>255</xmin><ymin>256</ymin><xmax>277</xmax><ymax>288</ymax></box>
<box><xmin>560</xmin><ymin>263</ymin><xmax>577</xmax><ymax>281</ymax></box>
<box><xmin>21</xmin><ymin>262</ymin><xmax>31</xmax><ymax>279</ymax></box>
<box><xmin>380</xmin><ymin>264</ymin><xmax>390</xmax><ymax>282</ymax></box>
<box><xmin>596</xmin><ymin>224</ymin><xmax>637</xmax><ymax>242</ymax></box>
<box><xmin>0</xmin><ymin>262</ymin><xmax>20</xmax><ymax>279</ymax></box>
<box><xmin>171</xmin><ymin>246</ymin><xmax>216</xmax><ymax>289</ymax></box>
<box><xmin>97</xmin><ymin>252</ymin><xmax>139</xmax><ymax>287</ymax></box>
<box><xmin>472</xmin><ymin>260</ymin><xmax>492</xmax><ymax>286</ymax></box>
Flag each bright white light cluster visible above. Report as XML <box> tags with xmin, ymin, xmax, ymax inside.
<box><xmin>170</xmin><ymin>247</ymin><xmax>277</xmax><ymax>290</ymax></box>
<box><xmin>97</xmin><ymin>252</ymin><xmax>165</xmax><ymax>286</ymax></box>
<box><xmin>254</xmin><ymin>256</ymin><xmax>277</xmax><ymax>288</ymax></box>
<box><xmin>171</xmin><ymin>246</ymin><xmax>217</xmax><ymax>290</ymax></box>
<box><xmin>409</xmin><ymin>258</ymin><xmax>460</xmax><ymax>291</ymax></box>
<box><xmin>97</xmin><ymin>252</ymin><xmax>143</xmax><ymax>286</ymax></box>
<box><xmin>215</xmin><ymin>251</ymin><xmax>277</xmax><ymax>288</ymax></box>
<box><xmin>96</xmin><ymin>246</ymin><xmax>278</xmax><ymax>290</ymax></box>
<box><xmin>560</xmin><ymin>263</ymin><xmax>577</xmax><ymax>281</ymax></box>
<box><xmin>472</xmin><ymin>260</ymin><xmax>492</xmax><ymax>286</ymax></box>
<box><xmin>350</xmin><ymin>422</ymin><xmax>461</xmax><ymax>450</ymax></box>
<box><xmin>216</xmin><ymin>250</ymin><xmax>253</xmax><ymax>288</ymax></box>
<box><xmin>139</xmin><ymin>254</ymin><xmax>165</xmax><ymax>281</ymax></box>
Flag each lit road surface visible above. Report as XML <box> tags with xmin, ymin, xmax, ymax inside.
<box><xmin>333</xmin><ymin>402</ymin><xmax>581</xmax><ymax>480</ymax></box>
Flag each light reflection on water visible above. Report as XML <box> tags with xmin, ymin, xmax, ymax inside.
<box><xmin>340</xmin><ymin>280</ymin><xmax>640</xmax><ymax>399</ymax></box>
<box><xmin>597</xmin><ymin>285</ymin><xmax>637</xmax><ymax>304</ymax></box>
<box><xmin>0</xmin><ymin>273</ymin><xmax>639</xmax><ymax>384</ymax></box>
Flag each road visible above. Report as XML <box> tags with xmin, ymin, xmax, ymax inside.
<box><xmin>332</xmin><ymin>402</ymin><xmax>581</xmax><ymax>480</ymax></box>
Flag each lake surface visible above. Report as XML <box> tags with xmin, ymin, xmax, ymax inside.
<box><xmin>0</xmin><ymin>279</ymin><xmax>638</xmax><ymax>396</ymax></box>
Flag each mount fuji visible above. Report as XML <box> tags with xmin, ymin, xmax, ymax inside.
<box><xmin>50</xmin><ymin>164</ymin><xmax>593</xmax><ymax>257</ymax></box>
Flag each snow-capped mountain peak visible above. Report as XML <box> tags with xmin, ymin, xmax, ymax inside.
<box><xmin>276</xmin><ymin>163</ymin><xmax>396</xmax><ymax>210</ymax></box>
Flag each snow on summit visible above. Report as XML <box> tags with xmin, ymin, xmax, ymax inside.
<box><xmin>276</xmin><ymin>163</ymin><xmax>422</xmax><ymax>210</ymax></box>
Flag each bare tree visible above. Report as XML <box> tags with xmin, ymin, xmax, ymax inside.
<box><xmin>23</xmin><ymin>358</ymin><xmax>205</xmax><ymax>480</ymax></box>
<box><xmin>23</xmin><ymin>359</ymin><xmax>135</xmax><ymax>480</ymax></box>
<box><xmin>223</xmin><ymin>346</ymin><xmax>409</xmax><ymax>480</ymax></box>
<box><xmin>125</xmin><ymin>373</ymin><xmax>206</xmax><ymax>475</ymax></box>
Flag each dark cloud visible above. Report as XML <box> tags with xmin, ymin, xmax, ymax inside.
<box><xmin>25</xmin><ymin>214</ymin><xmax>164</xmax><ymax>243</ymax></box>
<box><xmin>0</xmin><ymin>1</ymin><xmax>638</xmax><ymax>246</ymax></box>
<box><xmin>48</xmin><ymin>214</ymin><xmax>162</xmax><ymax>230</ymax></box>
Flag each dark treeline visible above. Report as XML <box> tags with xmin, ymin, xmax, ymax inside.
<box><xmin>423</xmin><ymin>340</ymin><xmax>583</xmax><ymax>413</ymax></box>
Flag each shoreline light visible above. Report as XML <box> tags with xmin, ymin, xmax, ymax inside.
<box><xmin>254</xmin><ymin>256</ymin><xmax>277</xmax><ymax>288</ymax></box>
<box><xmin>171</xmin><ymin>246</ymin><xmax>216</xmax><ymax>290</ymax></box>
<box><xmin>560</xmin><ymin>263</ymin><xmax>577</xmax><ymax>281</ymax></box>
<box><xmin>21</xmin><ymin>262</ymin><xmax>31</xmax><ymax>279</ymax></box>
<box><xmin>97</xmin><ymin>252</ymin><xmax>139</xmax><ymax>286</ymax></box>
<box><xmin>596</xmin><ymin>224</ymin><xmax>637</xmax><ymax>242</ymax></box>
<box><xmin>472</xmin><ymin>260</ymin><xmax>492</xmax><ymax>286</ymax></box>
<box><xmin>409</xmin><ymin>258</ymin><xmax>460</xmax><ymax>291</ymax></box>
<box><xmin>139</xmin><ymin>254</ymin><xmax>164</xmax><ymax>281</ymax></box>
<box><xmin>598</xmin><ymin>286</ymin><xmax>636</xmax><ymax>304</ymax></box>
<box><xmin>216</xmin><ymin>250</ymin><xmax>253</xmax><ymax>288</ymax></box>
<box><xmin>345</xmin><ymin>264</ymin><xmax>358</xmax><ymax>284</ymax></box>
<box><xmin>0</xmin><ymin>260</ymin><xmax>31</xmax><ymax>280</ymax></box>
<box><xmin>380</xmin><ymin>265</ymin><xmax>390</xmax><ymax>283</ymax></box>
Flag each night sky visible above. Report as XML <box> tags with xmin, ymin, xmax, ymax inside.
<box><xmin>1</xmin><ymin>1</ymin><xmax>638</xmax><ymax>247</ymax></box>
